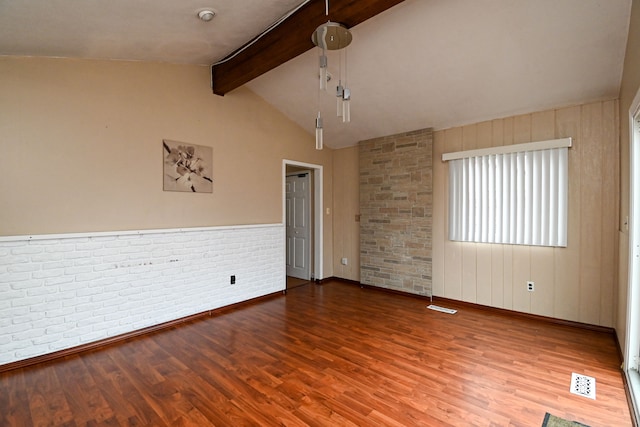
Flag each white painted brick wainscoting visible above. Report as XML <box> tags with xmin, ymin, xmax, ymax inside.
<box><xmin>0</xmin><ymin>224</ymin><xmax>285</xmax><ymax>365</ymax></box>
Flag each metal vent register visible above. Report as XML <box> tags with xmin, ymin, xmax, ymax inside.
<box><xmin>570</xmin><ymin>373</ymin><xmax>596</xmax><ymax>399</ymax></box>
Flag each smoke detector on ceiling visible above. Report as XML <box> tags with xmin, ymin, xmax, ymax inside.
<box><xmin>197</xmin><ymin>9</ymin><xmax>216</xmax><ymax>22</ymax></box>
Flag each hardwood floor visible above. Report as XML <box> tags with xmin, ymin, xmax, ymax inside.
<box><xmin>0</xmin><ymin>281</ymin><xmax>632</xmax><ymax>426</ymax></box>
<box><xmin>286</xmin><ymin>276</ymin><xmax>311</xmax><ymax>290</ymax></box>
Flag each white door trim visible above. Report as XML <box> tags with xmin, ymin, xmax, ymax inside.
<box><xmin>283</xmin><ymin>160</ymin><xmax>323</xmax><ymax>280</ymax></box>
<box><xmin>625</xmin><ymin>85</ymin><xmax>640</xmax><ymax>423</ymax></box>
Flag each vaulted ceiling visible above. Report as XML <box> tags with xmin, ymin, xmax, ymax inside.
<box><xmin>0</xmin><ymin>0</ymin><xmax>632</xmax><ymax>149</ymax></box>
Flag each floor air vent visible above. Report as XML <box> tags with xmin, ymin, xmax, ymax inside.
<box><xmin>426</xmin><ymin>305</ymin><xmax>457</xmax><ymax>314</ymax></box>
<box><xmin>570</xmin><ymin>373</ymin><xmax>596</xmax><ymax>400</ymax></box>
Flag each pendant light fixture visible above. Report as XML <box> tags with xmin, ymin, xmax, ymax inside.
<box><xmin>311</xmin><ymin>0</ymin><xmax>353</xmax><ymax>149</ymax></box>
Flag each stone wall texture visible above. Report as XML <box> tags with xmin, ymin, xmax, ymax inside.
<box><xmin>359</xmin><ymin>128</ymin><xmax>433</xmax><ymax>296</ymax></box>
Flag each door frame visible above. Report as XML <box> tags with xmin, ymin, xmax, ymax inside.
<box><xmin>283</xmin><ymin>160</ymin><xmax>323</xmax><ymax>280</ymax></box>
<box><xmin>625</xmin><ymin>85</ymin><xmax>640</xmax><ymax>423</ymax></box>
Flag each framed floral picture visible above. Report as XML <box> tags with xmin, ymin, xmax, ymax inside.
<box><xmin>163</xmin><ymin>140</ymin><xmax>213</xmax><ymax>193</ymax></box>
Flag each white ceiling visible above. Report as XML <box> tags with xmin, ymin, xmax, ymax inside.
<box><xmin>0</xmin><ymin>0</ymin><xmax>632</xmax><ymax>149</ymax></box>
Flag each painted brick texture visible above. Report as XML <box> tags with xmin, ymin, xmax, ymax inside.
<box><xmin>0</xmin><ymin>225</ymin><xmax>284</xmax><ymax>365</ymax></box>
<box><xmin>359</xmin><ymin>128</ymin><xmax>433</xmax><ymax>296</ymax></box>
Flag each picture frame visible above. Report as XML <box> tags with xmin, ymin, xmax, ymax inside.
<box><xmin>163</xmin><ymin>139</ymin><xmax>213</xmax><ymax>193</ymax></box>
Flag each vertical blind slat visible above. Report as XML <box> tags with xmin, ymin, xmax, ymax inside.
<box><xmin>494</xmin><ymin>156</ymin><xmax>503</xmax><ymax>243</ymax></box>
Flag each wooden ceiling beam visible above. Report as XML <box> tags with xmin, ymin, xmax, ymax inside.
<box><xmin>211</xmin><ymin>0</ymin><xmax>405</xmax><ymax>96</ymax></box>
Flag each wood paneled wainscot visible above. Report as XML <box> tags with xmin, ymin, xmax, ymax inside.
<box><xmin>432</xmin><ymin>100</ymin><xmax>619</xmax><ymax>327</ymax></box>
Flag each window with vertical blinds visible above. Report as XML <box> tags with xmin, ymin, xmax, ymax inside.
<box><xmin>443</xmin><ymin>138</ymin><xmax>571</xmax><ymax>247</ymax></box>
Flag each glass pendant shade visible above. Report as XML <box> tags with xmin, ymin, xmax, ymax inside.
<box><xmin>342</xmin><ymin>88</ymin><xmax>351</xmax><ymax>123</ymax></box>
<box><xmin>336</xmin><ymin>83</ymin><xmax>344</xmax><ymax>117</ymax></box>
<box><xmin>319</xmin><ymin>54</ymin><xmax>328</xmax><ymax>91</ymax></box>
<box><xmin>315</xmin><ymin>113</ymin><xmax>323</xmax><ymax>150</ymax></box>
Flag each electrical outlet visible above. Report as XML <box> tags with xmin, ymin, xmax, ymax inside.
<box><xmin>231</xmin><ymin>275</ymin><xmax>236</xmax><ymax>285</ymax></box>
<box><xmin>341</xmin><ymin>257</ymin><xmax>348</xmax><ymax>265</ymax></box>
<box><xmin>527</xmin><ymin>281</ymin><xmax>534</xmax><ymax>292</ymax></box>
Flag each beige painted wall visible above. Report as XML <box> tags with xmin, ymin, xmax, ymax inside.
<box><xmin>332</xmin><ymin>146</ymin><xmax>360</xmax><ymax>281</ymax></box>
<box><xmin>617</xmin><ymin>0</ymin><xmax>640</xmax><ymax>351</ymax></box>
<box><xmin>0</xmin><ymin>56</ymin><xmax>334</xmax><ymax>276</ymax></box>
<box><xmin>433</xmin><ymin>101</ymin><xmax>619</xmax><ymax>327</ymax></box>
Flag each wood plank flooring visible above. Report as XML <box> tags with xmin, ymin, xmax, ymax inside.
<box><xmin>0</xmin><ymin>281</ymin><xmax>632</xmax><ymax>426</ymax></box>
<box><xmin>286</xmin><ymin>276</ymin><xmax>311</xmax><ymax>290</ymax></box>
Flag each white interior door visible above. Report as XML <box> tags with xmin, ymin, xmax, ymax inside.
<box><xmin>286</xmin><ymin>173</ymin><xmax>311</xmax><ymax>280</ymax></box>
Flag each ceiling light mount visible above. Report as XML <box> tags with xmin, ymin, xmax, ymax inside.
<box><xmin>312</xmin><ymin>22</ymin><xmax>352</xmax><ymax>51</ymax></box>
<box><xmin>197</xmin><ymin>9</ymin><xmax>216</xmax><ymax>22</ymax></box>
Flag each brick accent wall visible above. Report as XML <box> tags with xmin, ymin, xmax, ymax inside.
<box><xmin>359</xmin><ymin>128</ymin><xmax>433</xmax><ymax>296</ymax></box>
<box><xmin>0</xmin><ymin>224</ymin><xmax>284</xmax><ymax>365</ymax></box>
